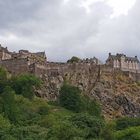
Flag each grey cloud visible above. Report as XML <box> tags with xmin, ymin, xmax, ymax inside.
<box><xmin>0</xmin><ymin>0</ymin><xmax>40</xmax><ymax>28</ymax></box>
<box><xmin>93</xmin><ymin>0</ymin><xmax>140</xmax><ymax>61</ymax></box>
<box><xmin>0</xmin><ymin>0</ymin><xmax>139</xmax><ymax>62</ymax></box>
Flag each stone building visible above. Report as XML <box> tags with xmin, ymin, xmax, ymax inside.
<box><xmin>0</xmin><ymin>45</ymin><xmax>47</xmax><ymax>76</ymax></box>
<box><xmin>106</xmin><ymin>53</ymin><xmax>140</xmax><ymax>72</ymax></box>
<box><xmin>12</xmin><ymin>50</ymin><xmax>47</xmax><ymax>63</ymax></box>
<box><xmin>0</xmin><ymin>44</ymin><xmax>12</xmax><ymax>60</ymax></box>
<box><xmin>81</xmin><ymin>57</ymin><xmax>102</xmax><ymax>65</ymax></box>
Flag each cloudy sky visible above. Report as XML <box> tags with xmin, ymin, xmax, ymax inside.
<box><xmin>0</xmin><ymin>0</ymin><xmax>140</xmax><ymax>62</ymax></box>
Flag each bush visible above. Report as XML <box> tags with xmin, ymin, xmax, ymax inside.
<box><xmin>101</xmin><ymin>122</ymin><xmax>116</xmax><ymax>140</ymax></box>
<box><xmin>116</xmin><ymin>117</ymin><xmax>140</xmax><ymax>130</ymax></box>
<box><xmin>115</xmin><ymin>126</ymin><xmax>140</xmax><ymax>140</ymax></box>
<box><xmin>11</xmin><ymin>74</ymin><xmax>42</xmax><ymax>100</ymax></box>
<box><xmin>46</xmin><ymin>121</ymin><xmax>84</xmax><ymax>140</ymax></box>
<box><xmin>0</xmin><ymin>67</ymin><xmax>9</xmax><ymax>94</ymax></box>
<box><xmin>38</xmin><ymin>106</ymin><xmax>48</xmax><ymax>115</ymax></box>
<box><xmin>67</xmin><ymin>56</ymin><xmax>81</xmax><ymax>63</ymax></box>
<box><xmin>10</xmin><ymin>125</ymin><xmax>48</xmax><ymax>140</ymax></box>
<box><xmin>81</xmin><ymin>95</ymin><xmax>102</xmax><ymax>117</ymax></box>
<box><xmin>59</xmin><ymin>84</ymin><xmax>82</xmax><ymax>112</ymax></box>
<box><xmin>1</xmin><ymin>86</ymin><xmax>18</xmax><ymax>122</ymax></box>
<box><xmin>70</xmin><ymin>113</ymin><xmax>105</xmax><ymax>139</ymax></box>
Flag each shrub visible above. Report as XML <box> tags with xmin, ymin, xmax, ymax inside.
<box><xmin>46</xmin><ymin>121</ymin><xmax>84</xmax><ymax>140</ymax></box>
<box><xmin>67</xmin><ymin>56</ymin><xmax>81</xmax><ymax>63</ymax></box>
<box><xmin>70</xmin><ymin>113</ymin><xmax>105</xmax><ymax>139</ymax></box>
<box><xmin>11</xmin><ymin>74</ymin><xmax>42</xmax><ymax>100</ymax></box>
<box><xmin>81</xmin><ymin>95</ymin><xmax>102</xmax><ymax>117</ymax></box>
<box><xmin>1</xmin><ymin>86</ymin><xmax>18</xmax><ymax>122</ymax></box>
<box><xmin>0</xmin><ymin>67</ymin><xmax>9</xmax><ymax>94</ymax></box>
<box><xmin>101</xmin><ymin>122</ymin><xmax>116</xmax><ymax>140</ymax></box>
<box><xmin>115</xmin><ymin>126</ymin><xmax>140</xmax><ymax>140</ymax></box>
<box><xmin>0</xmin><ymin>114</ymin><xmax>13</xmax><ymax>140</ymax></box>
<box><xmin>116</xmin><ymin>117</ymin><xmax>140</xmax><ymax>130</ymax></box>
<box><xmin>59</xmin><ymin>84</ymin><xmax>82</xmax><ymax>112</ymax></box>
<box><xmin>38</xmin><ymin>106</ymin><xmax>48</xmax><ymax>115</ymax></box>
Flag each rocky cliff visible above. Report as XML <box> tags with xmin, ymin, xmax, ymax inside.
<box><xmin>36</xmin><ymin>63</ymin><xmax>140</xmax><ymax>119</ymax></box>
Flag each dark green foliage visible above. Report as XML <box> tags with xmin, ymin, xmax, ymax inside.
<box><xmin>0</xmin><ymin>67</ymin><xmax>9</xmax><ymax>93</ymax></box>
<box><xmin>116</xmin><ymin>117</ymin><xmax>140</xmax><ymax>130</ymax></box>
<box><xmin>59</xmin><ymin>84</ymin><xmax>102</xmax><ymax>117</ymax></box>
<box><xmin>38</xmin><ymin>106</ymin><xmax>48</xmax><ymax>115</ymax></box>
<box><xmin>1</xmin><ymin>86</ymin><xmax>18</xmax><ymax>122</ymax></box>
<box><xmin>67</xmin><ymin>56</ymin><xmax>81</xmax><ymax>63</ymax></box>
<box><xmin>0</xmin><ymin>67</ymin><xmax>8</xmax><ymax>81</ymax></box>
<box><xmin>10</xmin><ymin>125</ymin><xmax>48</xmax><ymax>140</ymax></box>
<box><xmin>70</xmin><ymin>113</ymin><xmax>105</xmax><ymax>139</ymax></box>
<box><xmin>115</xmin><ymin>126</ymin><xmax>140</xmax><ymax>140</ymax></box>
<box><xmin>11</xmin><ymin>74</ymin><xmax>41</xmax><ymax>100</ymax></box>
<box><xmin>59</xmin><ymin>84</ymin><xmax>82</xmax><ymax>112</ymax></box>
<box><xmin>101</xmin><ymin>122</ymin><xmax>116</xmax><ymax>140</ymax></box>
<box><xmin>47</xmin><ymin>121</ymin><xmax>84</xmax><ymax>140</ymax></box>
<box><xmin>0</xmin><ymin>114</ymin><xmax>12</xmax><ymax>139</ymax></box>
<box><xmin>0</xmin><ymin>97</ymin><xmax>3</xmax><ymax>113</ymax></box>
<box><xmin>81</xmin><ymin>95</ymin><xmax>102</xmax><ymax>117</ymax></box>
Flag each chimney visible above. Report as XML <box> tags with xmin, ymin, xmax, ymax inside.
<box><xmin>109</xmin><ymin>52</ymin><xmax>111</xmax><ymax>56</ymax></box>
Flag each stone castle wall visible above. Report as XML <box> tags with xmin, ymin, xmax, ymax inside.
<box><xmin>0</xmin><ymin>58</ymin><xmax>29</xmax><ymax>75</ymax></box>
<box><xmin>33</xmin><ymin>63</ymin><xmax>48</xmax><ymax>77</ymax></box>
<box><xmin>0</xmin><ymin>45</ymin><xmax>140</xmax><ymax>82</ymax></box>
<box><xmin>46</xmin><ymin>61</ymin><xmax>99</xmax><ymax>77</ymax></box>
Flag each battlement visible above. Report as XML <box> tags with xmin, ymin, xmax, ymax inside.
<box><xmin>0</xmin><ymin>45</ymin><xmax>47</xmax><ymax>76</ymax></box>
<box><xmin>0</xmin><ymin>45</ymin><xmax>140</xmax><ymax>81</ymax></box>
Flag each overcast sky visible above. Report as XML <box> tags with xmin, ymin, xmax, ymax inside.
<box><xmin>0</xmin><ymin>0</ymin><xmax>140</xmax><ymax>62</ymax></box>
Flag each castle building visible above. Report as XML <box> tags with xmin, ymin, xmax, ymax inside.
<box><xmin>0</xmin><ymin>45</ymin><xmax>47</xmax><ymax>76</ymax></box>
<box><xmin>0</xmin><ymin>44</ymin><xmax>12</xmax><ymax>60</ymax></box>
<box><xmin>81</xmin><ymin>57</ymin><xmax>102</xmax><ymax>65</ymax></box>
<box><xmin>106</xmin><ymin>53</ymin><xmax>140</xmax><ymax>72</ymax></box>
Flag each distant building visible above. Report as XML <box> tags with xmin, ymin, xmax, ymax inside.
<box><xmin>106</xmin><ymin>53</ymin><xmax>140</xmax><ymax>72</ymax></box>
<box><xmin>12</xmin><ymin>50</ymin><xmax>47</xmax><ymax>62</ymax></box>
<box><xmin>0</xmin><ymin>44</ymin><xmax>47</xmax><ymax>76</ymax></box>
<box><xmin>81</xmin><ymin>57</ymin><xmax>102</xmax><ymax>65</ymax></box>
<box><xmin>0</xmin><ymin>44</ymin><xmax>12</xmax><ymax>60</ymax></box>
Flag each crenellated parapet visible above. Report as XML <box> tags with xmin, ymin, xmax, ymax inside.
<box><xmin>0</xmin><ymin>45</ymin><xmax>140</xmax><ymax>81</ymax></box>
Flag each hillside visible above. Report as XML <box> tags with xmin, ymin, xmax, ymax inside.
<box><xmin>37</xmin><ymin>65</ymin><xmax>140</xmax><ymax>119</ymax></box>
<box><xmin>0</xmin><ymin>67</ymin><xmax>140</xmax><ymax>140</ymax></box>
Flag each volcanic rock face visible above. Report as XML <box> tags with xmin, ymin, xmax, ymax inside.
<box><xmin>36</xmin><ymin>64</ymin><xmax>140</xmax><ymax>119</ymax></box>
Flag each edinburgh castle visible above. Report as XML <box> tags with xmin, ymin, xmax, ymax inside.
<box><xmin>0</xmin><ymin>44</ymin><xmax>140</xmax><ymax>81</ymax></box>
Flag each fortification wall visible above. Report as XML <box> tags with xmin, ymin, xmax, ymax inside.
<box><xmin>33</xmin><ymin>63</ymin><xmax>48</xmax><ymax>77</ymax></box>
<box><xmin>0</xmin><ymin>58</ymin><xmax>29</xmax><ymax>75</ymax></box>
<box><xmin>46</xmin><ymin>62</ymin><xmax>99</xmax><ymax>77</ymax></box>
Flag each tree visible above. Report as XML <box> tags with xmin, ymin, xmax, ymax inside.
<box><xmin>11</xmin><ymin>74</ymin><xmax>42</xmax><ymax>100</ymax></box>
<box><xmin>115</xmin><ymin>126</ymin><xmax>140</xmax><ymax>140</ymax></box>
<box><xmin>70</xmin><ymin>113</ymin><xmax>105</xmax><ymax>139</ymax></box>
<box><xmin>0</xmin><ymin>114</ymin><xmax>12</xmax><ymax>139</ymax></box>
<box><xmin>46</xmin><ymin>121</ymin><xmax>83</xmax><ymax>140</ymax></box>
<box><xmin>116</xmin><ymin>117</ymin><xmax>140</xmax><ymax>131</ymax></box>
<box><xmin>81</xmin><ymin>95</ymin><xmax>102</xmax><ymax>117</ymax></box>
<box><xmin>0</xmin><ymin>67</ymin><xmax>9</xmax><ymax>94</ymax></box>
<box><xmin>67</xmin><ymin>56</ymin><xmax>81</xmax><ymax>63</ymax></box>
<box><xmin>59</xmin><ymin>84</ymin><xmax>82</xmax><ymax>112</ymax></box>
<box><xmin>1</xmin><ymin>86</ymin><xmax>17</xmax><ymax>122</ymax></box>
